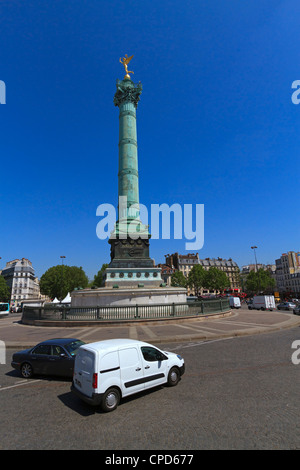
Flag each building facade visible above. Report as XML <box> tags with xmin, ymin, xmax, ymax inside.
<box><xmin>241</xmin><ymin>264</ymin><xmax>266</xmax><ymax>273</ymax></box>
<box><xmin>164</xmin><ymin>253</ymin><xmax>241</xmax><ymax>294</ymax></box>
<box><xmin>240</xmin><ymin>263</ymin><xmax>276</xmax><ymax>294</ymax></box>
<box><xmin>165</xmin><ymin>253</ymin><xmax>199</xmax><ymax>279</ymax></box>
<box><xmin>198</xmin><ymin>257</ymin><xmax>240</xmax><ymax>293</ymax></box>
<box><xmin>157</xmin><ymin>263</ymin><xmax>177</xmax><ymax>286</ymax></box>
<box><xmin>275</xmin><ymin>251</ymin><xmax>300</xmax><ymax>297</ymax></box>
<box><xmin>1</xmin><ymin>258</ymin><xmax>41</xmax><ymax>305</ymax></box>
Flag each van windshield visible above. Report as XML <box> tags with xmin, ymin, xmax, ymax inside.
<box><xmin>65</xmin><ymin>340</ymin><xmax>86</xmax><ymax>356</ymax></box>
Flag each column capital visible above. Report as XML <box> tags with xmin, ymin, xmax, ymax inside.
<box><xmin>114</xmin><ymin>79</ymin><xmax>143</xmax><ymax>108</ymax></box>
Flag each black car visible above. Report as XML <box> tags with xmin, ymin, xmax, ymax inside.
<box><xmin>11</xmin><ymin>338</ymin><xmax>85</xmax><ymax>379</ymax></box>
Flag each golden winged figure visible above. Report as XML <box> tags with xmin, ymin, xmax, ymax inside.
<box><xmin>119</xmin><ymin>54</ymin><xmax>134</xmax><ymax>79</ymax></box>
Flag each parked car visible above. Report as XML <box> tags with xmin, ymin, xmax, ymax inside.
<box><xmin>277</xmin><ymin>302</ymin><xmax>296</xmax><ymax>311</ymax></box>
<box><xmin>10</xmin><ymin>305</ymin><xmax>22</xmax><ymax>313</ymax></box>
<box><xmin>293</xmin><ymin>305</ymin><xmax>300</xmax><ymax>315</ymax></box>
<box><xmin>11</xmin><ymin>338</ymin><xmax>86</xmax><ymax>379</ymax></box>
<box><xmin>187</xmin><ymin>296</ymin><xmax>198</xmax><ymax>302</ymax></box>
<box><xmin>71</xmin><ymin>339</ymin><xmax>185</xmax><ymax>412</ymax></box>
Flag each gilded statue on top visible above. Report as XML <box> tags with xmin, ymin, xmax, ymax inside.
<box><xmin>119</xmin><ymin>54</ymin><xmax>134</xmax><ymax>79</ymax></box>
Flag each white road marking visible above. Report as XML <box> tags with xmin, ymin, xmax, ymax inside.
<box><xmin>0</xmin><ymin>379</ymin><xmax>41</xmax><ymax>391</ymax></box>
<box><xmin>168</xmin><ymin>336</ymin><xmax>235</xmax><ymax>351</ymax></box>
<box><xmin>129</xmin><ymin>326</ymin><xmax>138</xmax><ymax>339</ymax></box>
<box><xmin>140</xmin><ymin>325</ymin><xmax>158</xmax><ymax>338</ymax></box>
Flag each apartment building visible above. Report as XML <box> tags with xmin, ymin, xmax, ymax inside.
<box><xmin>241</xmin><ymin>264</ymin><xmax>266</xmax><ymax>273</ymax></box>
<box><xmin>275</xmin><ymin>251</ymin><xmax>300</xmax><ymax>296</ymax></box>
<box><xmin>165</xmin><ymin>253</ymin><xmax>241</xmax><ymax>293</ymax></box>
<box><xmin>1</xmin><ymin>258</ymin><xmax>41</xmax><ymax>305</ymax></box>
<box><xmin>157</xmin><ymin>264</ymin><xmax>176</xmax><ymax>286</ymax></box>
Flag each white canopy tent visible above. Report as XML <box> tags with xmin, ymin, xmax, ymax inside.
<box><xmin>62</xmin><ymin>293</ymin><xmax>71</xmax><ymax>303</ymax></box>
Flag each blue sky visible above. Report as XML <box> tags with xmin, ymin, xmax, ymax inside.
<box><xmin>0</xmin><ymin>0</ymin><xmax>299</xmax><ymax>280</ymax></box>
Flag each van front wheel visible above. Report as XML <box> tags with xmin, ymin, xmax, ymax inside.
<box><xmin>167</xmin><ymin>367</ymin><xmax>180</xmax><ymax>387</ymax></box>
<box><xmin>101</xmin><ymin>388</ymin><xmax>120</xmax><ymax>412</ymax></box>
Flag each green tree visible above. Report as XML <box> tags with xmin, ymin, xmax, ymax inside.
<box><xmin>171</xmin><ymin>270</ymin><xmax>187</xmax><ymax>288</ymax></box>
<box><xmin>0</xmin><ymin>276</ymin><xmax>10</xmax><ymax>302</ymax></box>
<box><xmin>40</xmin><ymin>265</ymin><xmax>89</xmax><ymax>300</ymax></box>
<box><xmin>203</xmin><ymin>267</ymin><xmax>230</xmax><ymax>293</ymax></box>
<box><xmin>91</xmin><ymin>263</ymin><xmax>109</xmax><ymax>287</ymax></box>
<box><xmin>187</xmin><ymin>265</ymin><xmax>206</xmax><ymax>296</ymax></box>
<box><xmin>245</xmin><ymin>268</ymin><xmax>275</xmax><ymax>295</ymax></box>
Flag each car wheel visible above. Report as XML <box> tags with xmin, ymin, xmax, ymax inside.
<box><xmin>167</xmin><ymin>367</ymin><xmax>180</xmax><ymax>387</ymax></box>
<box><xmin>21</xmin><ymin>362</ymin><xmax>33</xmax><ymax>379</ymax></box>
<box><xmin>277</xmin><ymin>307</ymin><xmax>281</xmax><ymax>310</ymax></box>
<box><xmin>101</xmin><ymin>387</ymin><xmax>120</xmax><ymax>412</ymax></box>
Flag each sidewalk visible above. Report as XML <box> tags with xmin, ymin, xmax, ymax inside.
<box><xmin>1</xmin><ymin>306</ymin><xmax>300</xmax><ymax>349</ymax></box>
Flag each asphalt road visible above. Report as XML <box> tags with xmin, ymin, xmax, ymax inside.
<box><xmin>1</xmin><ymin>327</ymin><xmax>300</xmax><ymax>450</ymax></box>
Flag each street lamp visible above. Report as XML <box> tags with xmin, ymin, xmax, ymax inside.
<box><xmin>60</xmin><ymin>256</ymin><xmax>66</xmax><ymax>301</ymax></box>
<box><xmin>251</xmin><ymin>246</ymin><xmax>258</xmax><ymax>272</ymax></box>
<box><xmin>251</xmin><ymin>246</ymin><xmax>261</xmax><ymax>293</ymax></box>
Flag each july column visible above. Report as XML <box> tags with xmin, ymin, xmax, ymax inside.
<box><xmin>114</xmin><ymin>78</ymin><xmax>142</xmax><ymax>225</ymax></box>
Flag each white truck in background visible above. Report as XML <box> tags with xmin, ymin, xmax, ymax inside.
<box><xmin>229</xmin><ymin>297</ymin><xmax>241</xmax><ymax>309</ymax></box>
<box><xmin>248</xmin><ymin>295</ymin><xmax>275</xmax><ymax>311</ymax></box>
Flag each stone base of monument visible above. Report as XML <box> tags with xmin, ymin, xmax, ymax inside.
<box><xmin>104</xmin><ymin>266</ymin><xmax>162</xmax><ymax>288</ymax></box>
<box><xmin>71</xmin><ymin>286</ymin><xmax>187</xmax><ymax>308</ymax></box>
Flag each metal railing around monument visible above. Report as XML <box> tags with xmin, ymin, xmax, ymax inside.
<box><xmin>22</xmin><ymin>298</ymin><xmax>230</xmax><ymax>323</ymax></box>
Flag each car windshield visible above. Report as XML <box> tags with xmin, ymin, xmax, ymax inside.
<box><xmin>65</xmin><ymin>340</ymin><xmax>85</xmax><ymax>356</ymax></box>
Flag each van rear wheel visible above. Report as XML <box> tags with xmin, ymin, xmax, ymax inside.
<box><xmin>101</xmin><ymin>388</ymin><xmax>120</xmax><ymax>412</ymax></box>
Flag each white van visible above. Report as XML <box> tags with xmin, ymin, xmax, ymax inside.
<box><xmin>71</xmin><ymin>339</ymin><xmax>185</xmax><ymax>412</ymax></box>
<box><xmin>229</xmin><ymin>297</ymin><xmax>241</xmax><ymax>309</ymax></box>
<box><xmin>248</xmin><ymin>295</ymin><xmax>275</xmax><ymax>311</ymax></box>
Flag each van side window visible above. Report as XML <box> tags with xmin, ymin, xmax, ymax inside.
<box><xmin>141</xmin><ymin>346</ymin><xmax>162</xmax><ymax>362</ymax></box>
